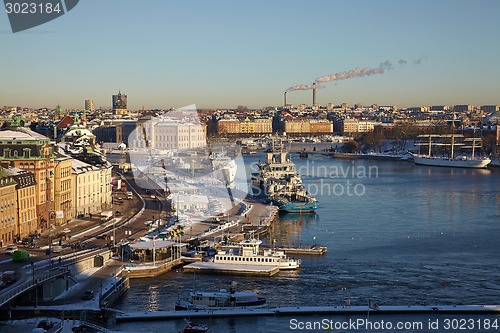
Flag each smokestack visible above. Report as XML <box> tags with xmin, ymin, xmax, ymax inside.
<box><xmin>312</xmin><ymin>83</ymin><xmax>317</xmax><ymax>106</ymax></box>
<box><xmin>284</xmin><ymin>91</ymin><xmax>287</xmax><ymax>107</ymax></box>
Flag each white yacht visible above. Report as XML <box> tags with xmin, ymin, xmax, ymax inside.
<box><xmin>213</xmin><ymin>238</ymin><xmax>301</xmax><ymax>270</ymax></box>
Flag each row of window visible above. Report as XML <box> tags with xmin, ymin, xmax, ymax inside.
<box><xmin>217</xmin><ymin>256</ymin><xmax>276</xmax><ymax>263</ymax></box>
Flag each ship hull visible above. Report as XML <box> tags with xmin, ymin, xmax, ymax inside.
<box><xmin>412</xmin><ymin>154</ymin><xmax>491</xmax><ymax>169</ymax></box>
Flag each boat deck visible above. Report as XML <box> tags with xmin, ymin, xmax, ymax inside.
<box><xmin>183</xmin><ymin>262</ymin><xmax>279</xmax><ymax>277</ymax></box>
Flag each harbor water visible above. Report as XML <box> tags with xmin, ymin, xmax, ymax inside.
<box><xmin>112</xmin><ymin>154</ymin><xmax>500</xmax><ymax>332</ymax></box>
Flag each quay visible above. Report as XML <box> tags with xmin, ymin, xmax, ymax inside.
<box><xmin>115</xmin><ymin>304</ymin><xmax>500</xmax><ymax>322</ymax></box>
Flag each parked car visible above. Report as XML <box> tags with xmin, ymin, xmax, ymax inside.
<box><xmin>115</xmin><ymin>210</ymin><xmax>122</xmax><ymax>216</ymax></box>
<box><xmin>81</xmin><ymin>290</ymin><xmax>94</xmax><ymax>300</ymax></box>
<box><xmin>5</xmin><ymin>245</ymin><xmax>18</xmax><ymax>255</ymax></box>
<box><xmin>2</xmin><ymin>271</ymin><xmax>17</xmax><ymax>284</ymax></box>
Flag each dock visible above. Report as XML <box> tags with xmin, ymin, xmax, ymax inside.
<box><xmin>183</xmin><ymin>262</ymin><xmax>280</xmax><ymax>277</ymax></box>
<box><xmin>115</xmin><ymin>304</ymin><xmax>500</xmax><ymax>322</ymax></box>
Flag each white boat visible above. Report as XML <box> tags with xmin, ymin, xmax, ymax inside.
<box><xmin>175</xmin><ymin>288</ymin><xmax>266</xmax><ymax>310</ymax></box>
<box><xmin>412</xmin><ymin>133</ymin><xmax>490</xmax><ymax>169</ymax></box>
<box><xmin>213</xmin><ymin>238</ymin><xmax>301</xmax><ymax>270</ymax></box>
<box><xmin>210</xmin><ymin>149</ymin><xmax>237</xmax><ymax>184</ymax></box>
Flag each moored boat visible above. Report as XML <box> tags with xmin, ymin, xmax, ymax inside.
<box><xmin>412</xmin><ymin>132</ymin><xmax>490</xmax><ymax>169</ymax></box>
<box><xmin>175</xmin><ymin>288</ymin><xmax>266</xmax><ymax>310</ymax></box>
<box><xmin>251</xmin><ymin>137</ymin><xmax>318</xmax><ymax>212</ymax></box>
<box><xmin>213</xmin><ymin>238</ymin><xmax>301</xmax><ymax>270</ymax></box>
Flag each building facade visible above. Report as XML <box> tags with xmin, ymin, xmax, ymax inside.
<box><xmin>54</xmin><ymin>153</ymin><xmax>73</xmax><ymax>225</ymax></box>
<box><xmin>0</xmin><ymin>167</ymin><xmax>17</xmax><ymax>246</ymax></box>
<box><xmin>0</xmin><ymin>118</ymin><xmax>55</xmax><ymax>231</ymax></box>
<box><xmin>6</xmin><ymin>167</ymin><xmax>37</xmax><ymax>240</ymax></box>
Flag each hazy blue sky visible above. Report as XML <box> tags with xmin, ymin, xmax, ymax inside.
<box><xmin>1</xmin><ymin>0</ymin><xmax>499</xmax><ymax>110</ymax></box>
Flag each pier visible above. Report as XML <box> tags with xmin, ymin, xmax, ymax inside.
<box><xmin>115</xmin><ymin>304</ymin><xmax>500</xmax><ymax>322</ymax></box>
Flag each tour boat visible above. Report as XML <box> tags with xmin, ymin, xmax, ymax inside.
<box><xmin>175</xmin><ymin>288</ymin><xmax>266</xmax><ymax>310</ymax></box>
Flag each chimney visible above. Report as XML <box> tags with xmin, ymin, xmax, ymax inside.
<box><xmin>284</xmin><ymin>91</ymin><xmax>287</xmax><ymax>107</ymax></box>
<box><xmin>312</xmin><ymin>83</ymin><xmax>317</xmax><ymax>106</ymax></box>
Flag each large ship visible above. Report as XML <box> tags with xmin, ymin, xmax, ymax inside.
<box><xmin>411</xmin><ymin>133</ymin><xmax>490</xmax><ymax>169</ymax></box>
<box><xmin>251</xmin><ymin>137</ymin><xmax>318</xmax><ymax>213</ymax></box>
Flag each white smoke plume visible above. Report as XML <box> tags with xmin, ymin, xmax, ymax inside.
<box><xmin>286</xmin><ymin>82</ymin><xmax>325</xmax><ymax>92</ymax></box>
<box><xmin>315</xmin><ymin>60</ymin><xmax>394</xmax><ymax>83</ymax></box>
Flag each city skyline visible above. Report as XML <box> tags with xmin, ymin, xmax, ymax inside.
<box><xmin>1</xmin><ymin>0</ymin><xmax>499</xmax><ymax>109</ymax></box>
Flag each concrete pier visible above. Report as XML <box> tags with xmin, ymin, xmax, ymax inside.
<box><xmin>116</xmin><ymin>304</ymin><xmax>500</xmax><ymax>322</ymax></box>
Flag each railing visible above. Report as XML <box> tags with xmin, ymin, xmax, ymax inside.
<box><xmin>100</xmin><ymin>276</ymin><xmax>128</xmax><ymax>307</ymax></box>
<box><xmin>0</xmin><ymin>267</ymin><xmax>69</xmax><ymax>307</ymax></box>
<box><xmin>1</xmin><ymin>248</ymin><xmax>110</xmax><ymax>308</ymax></box>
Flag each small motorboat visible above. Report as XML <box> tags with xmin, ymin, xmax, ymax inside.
<box><xmin>181</xmin><ymin>321</ymin><xmax>209</xmax><ymax>333</ymax></box>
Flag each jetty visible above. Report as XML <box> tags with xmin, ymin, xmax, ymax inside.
<box><xmin>115</xmin><ymin>304</ymin><xmax>500</xmax><ymax>322</ymax></box>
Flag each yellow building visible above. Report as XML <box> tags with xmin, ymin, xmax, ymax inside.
<box><xmin>71</xmin><ymin>158</ymin><xmax>112</xmax><ymax>216</ymax></box>
<box><xmin>0</xmin><ymin>118</ymin><xmax>55</xmax><ymax>232</ymax></box>
<box><xmin>6</xmin><ymin>167</ymin><xmax>37</xmax><ymax>240</ymax></box>
<box><xmin>0</xmin><ymin>167</ymin><xmax>17</xmax><ymax>246</ymax></box>
<box><xmin>240</xmin><ymin>118</ymin><xmax>273</xmax><ymax>134</ymax></box>
<box><xmin>54</xmin><ymin>152</ymin><xmax>73</xmax><ymax>225</ymax></box>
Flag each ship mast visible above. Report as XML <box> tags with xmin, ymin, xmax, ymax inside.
<box><xmin>450</xmin><ymin>113</ymin><xmax>456</xmax><ymax>159</ymax></box>
<box><xmin>471</xmin><ymin>128</ymin><xmax>476</xmax><ymax>160</ymax></box>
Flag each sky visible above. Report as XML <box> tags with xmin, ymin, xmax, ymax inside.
<box><xmin>0</xmin><ymin>0</ymin><xmax>499</xmax><ymax>110</ymax></box>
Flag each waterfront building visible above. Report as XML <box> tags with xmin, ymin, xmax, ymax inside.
<box><xmin>0</xmin><ymin>116</ymin><xmax>55</xmax><ymax>231</ymax></box>
<box><xmin>5</xmin><ymin>167</ymin><xmax>37</xmax><ymax>240</ymax></box>
<box><xmin>217</xmin><ymin>119</ymin><xmax>240</xmax><ymax>134</ymax></box>
<box><xmin>240</xmin><ymin>118</ymin><xmax>273</xmax><ymax>134</ymax></box>
<box><xmin>336</xmin><ymin>118</ymin><xmax>377</xmax><ymax>135</ymax></box>
<box><xmin>154</xmin><ymin>121</ymin><xmax>207</xmax><ymax>150</ymax></box>
<box><xmin>0</xmin><ymin>167</ymin><xmax>17</xmax><ymax>246</ymax></box>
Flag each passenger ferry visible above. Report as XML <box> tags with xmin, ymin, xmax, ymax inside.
<box><xmin>175</xmin><ymin>288</ymin><xmax>266</xmax><ymax>310</ymax></box>
<box><xmin>213</xmin><ymin>238</ymin><xmax>301</xmax><ymax>270</ymax></box>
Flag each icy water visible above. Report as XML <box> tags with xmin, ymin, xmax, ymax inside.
<box><xmin>112</xmin><ymin>155</ymin><xmax>500</xmax><ymax>332</ymax></box>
